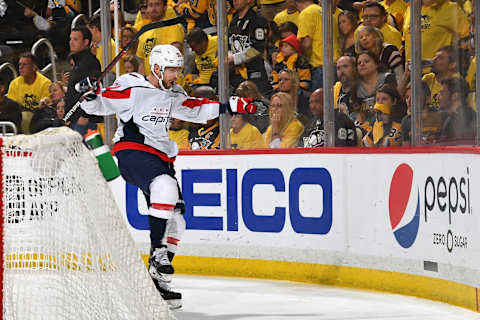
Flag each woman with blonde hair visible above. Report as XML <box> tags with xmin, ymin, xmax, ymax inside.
<box><xmin>264</xmin><ymin>92</ymin><xmax>304</xmax><ymax>148</ymax></box>
<box><xmin>277</xmin><ymin>69</ymin><xmax>310</xmax><ymax>126</ymax></box>
<box><xmin>355</xmin><ymin>25</ymin><xmax>404</xmax><ymax>81</ymax></box>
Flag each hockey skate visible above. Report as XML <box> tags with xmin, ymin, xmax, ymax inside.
<box><xmin>153</xmin><ymin>278</ymin><xmax>182</xmax><ymax>309</ymax></box>
<box><xmin>148</xmin><ymin>247</ymin><xmax>174</xmax><ymax>283</ymax></box>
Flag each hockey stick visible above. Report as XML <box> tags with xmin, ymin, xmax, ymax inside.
<box><xmin>63</xmin><ymin>16</ymin><xmax>186</xmax><ymax>123</ymax></box>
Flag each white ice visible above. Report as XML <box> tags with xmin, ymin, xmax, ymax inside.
<box><xmin>173</xmin><ymin>275</ymin><xmax>480</xmax><ymax>320</ymax></box>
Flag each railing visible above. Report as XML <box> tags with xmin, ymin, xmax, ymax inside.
<box><xmin>31</xmin><ymin>38</ymin><xmax>57</xmax><ymax>82</ymax></box>
<box><xmin>0</xmin><ymin>63</ymin><xmax>18</xmax><ymax>80</ymax></box>
<box><xmin>71</xmin><ymin>14</ymin><xmax>88</xmax><ymax>29</ymax></box>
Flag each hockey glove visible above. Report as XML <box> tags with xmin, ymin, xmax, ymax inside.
<box><xmin>75</xmin><ymin>76</ymin><xmax>99</xmax><ymax>95</ymax></box>
<box><xmin>227</xmin><ymin>97</ymin><xmax>257</xmax><ymax>115</ymax></box>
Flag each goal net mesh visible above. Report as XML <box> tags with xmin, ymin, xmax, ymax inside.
<box><xmin>1</xmin><ymin>127</ymin><xmax>175</xmax><ymax>320</ymax></box>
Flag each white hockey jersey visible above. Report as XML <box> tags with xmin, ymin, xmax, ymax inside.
<box><xmin>80</xmin><ymin>73</ymin><xmax>221</xmax><ymax>159</ymax></box>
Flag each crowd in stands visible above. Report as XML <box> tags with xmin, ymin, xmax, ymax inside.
<box><xmin>0</xmin><ymin>0</ymin><xmax>477</xmax><ymax>148</ymax></box>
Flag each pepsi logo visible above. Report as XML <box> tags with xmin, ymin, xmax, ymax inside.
<box><xmin>389</xmin><ymin>164</ymin><xmax>420</xmax><ymax>248</ymax></box>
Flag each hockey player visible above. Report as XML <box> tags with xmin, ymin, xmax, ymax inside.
<box><xmin>76</xmin><ymin>44</ymin><xmax>256</xmax><ymax>309</ymax></box>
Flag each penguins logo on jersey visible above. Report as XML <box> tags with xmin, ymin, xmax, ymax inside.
<box><xmin>229</xmin><ymin>34</ymin><xmax>250</xmax><ymax>53</ymax></box>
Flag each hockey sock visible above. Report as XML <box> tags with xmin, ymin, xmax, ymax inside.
<box><xmin>149</xmin><ymin>215</ymin><xmax>168</xmax><ymax>248</ymax></box>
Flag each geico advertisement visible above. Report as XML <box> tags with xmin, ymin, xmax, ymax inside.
<box><xmin>347</xmin><ymin>154</ymin><xmax>479</xmax><ymax>269</ymax></box>
<box><xmin>110</xmin><ymin>153</ymin><xmax>346</xmax><ymax>251</ymax></box>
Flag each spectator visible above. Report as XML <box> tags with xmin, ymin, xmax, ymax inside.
<box><xmin>124</xmin><ymin>55</ymin><xmax>140</xmax><ymax>73</ymax></box>
<box><xmin>355</xmin><ymin>25</ymin><xmax>403</xmax><ymax>81</ymax></box>
<box><xmin>235</xmin><ymin>81</ymin><xmax>270</xmax><ymax>133</ymax></box>
<box><xmin>174</xmin><ymin>0</ymin><xmax>217</xmax><ymax>35</ymax></box>
<box><xmin>422</xmin><ymin>46</ymin><xmax>461</xmax><ymax>110</ymax></box>
<box><xmin>168</xmin><ymin>118</ymin><xmax>190</xmax><ymax>150</ymax></box>
<box><xmin>277</xmin><ymin>69</ymin><xmax>310</xmax><ymax>126</ymax></box>
<box><xmin>333</xmin><ymin>56</ymin><xmax>358</xmax><ymax>121</ymax></box>
<box><xmin>378</xmin><ymin>0</ymin><xmax>408</xmax><ymax>31</ymax></box>
<box><xmin>39</xmin><ymin>81</ymin><xmax>66</xmax><ymax>109</ymax></box>
<box><xmin>362</xmin><ymin>84</ymin><xmax>404</xmax><ymax>147</ymax></box>
<box><xmin>272</xmin><ymin>35</ymin><xmax>311</xmax><ymax>91</ymax></box>
<box><xmin>296</xmin><ymin>0</ymin><xmax>323</xmax><ymax>90</ymax></box>
<box><xmin>136</xmin><ymin>0</ymin><xmax>185</xmax><ymax>75</ymax></box>
<box><xmin>188</xmin><ymin>86</ymin><xmax>220</xmax><ymax>149</ymax></box>
<box><xmin>278</xmin><ymin>21</ymin><xmax>298</xmax><ymax>39</ymax></box>
<box><xmin>64</xmin><ymin>26</ymin><xmax>101</xmax><ymax>136</ymax></box>
<box><xmin>403</xmin><ymin>0</ymin><xmax>470</xmax><ymax>62</ymax></box>
<box><xmin>87</xmin><ymin>14</ymin><xmax>116</xmax><ymax>72</ymax></box>
<box><xmin>401</xmin><ymin>81</ymin><xmax>442</xmax><ymax>146</ymax></box>
<box><xmin>0</xmin><ymin>77</ymin><xmax>22</xmax><ymax>133</ymax></box>
<box><xmin>438</xmin><ymin>77</ymin><xmax>476</xmax><ymax>143</ymax></box>
<box><xmin>264</xmin><ymin>92</ymin><xmax>304</xmax><ymax>148</ymax></box>
<box><xmin>120</xmin><ymin>26</ymin><xmax>141</xmax><ymax>74</ymax></box>
<box><xmin>338</xmin><ymin>10</ymin><xmax>358</xmax><ymax>56</ymax></box>
<box><xmin>133</xmin><ymin>2</ymin><xmax>150</xmax><ymax>31</ymax></box>
<box><xmin>361</xmin><ymin>2</ymin><xmax>402</xmax><ymax>51</ymax></box>
<box><xmin>186</xmin><ymin>28</ymin><xmax>218</xmax><ymax>86</ymax></box>
<box><xmin>273</xmin><ymin>0</ymin><xmax>299</xmax><ymax>27</ymax></box>
<box><xmin>29</xmin><ymin>103</ymin><xmax>64</xmax><ymax>134</ymax></box>
<box><xmin>259</xmin><ymin>0</ymin><xmax>286</xmax><ymax>22</ymax></box>
<box><xmin>230</xmin><ymin>114</ymin><xmax>266</xmax><ymax>149</ymax></box>
<box><xmin>56</xmin><ymin>98</ymin><xmax>65</xmax><ymax>120</ymax></box>
<box><xmin>7</xmin><ymin>52</ymin><xmax>51</xmax><ymax>134</ymax></box>
<box><xmin>355</xmin><ymin>50</ymin><xmax>396</xmax><ymax>131</ymax></box>
<box><xmin>300</xmin><ymin>88</ymin><xmax>358</xmax><ymax>147</ymax></box>
<box><xmin>228</xmin><ymin>0</ymin><xmax>272</xmax><ymax>97</ymax></box>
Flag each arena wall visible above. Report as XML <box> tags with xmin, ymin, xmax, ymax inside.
<box><xmin>109</xmin><ymin>147</ymin><xmax>480</xmax><ymax>312</ymax></box>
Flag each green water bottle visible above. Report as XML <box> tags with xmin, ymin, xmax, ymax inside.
<box><xmin>84</xmin><ymin>129</ymin><xmax>121</xmax><ymax>181</ymax></box>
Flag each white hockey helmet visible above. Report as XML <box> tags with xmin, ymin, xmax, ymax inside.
<box><xmin>149</xmin><ymin>44</ymin><xmax>184</xmax><ymax>79</ymax></box>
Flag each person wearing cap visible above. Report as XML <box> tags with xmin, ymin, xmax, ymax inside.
<box><xmin>362</xmin><ymin>84</ymin><xmax>404</xmax><ymax>147</ymax></box>
<box><xmin>7</xmin><ymin>52</ymin><xmax>51</xmax><ymax>134</ymax></box>
<box><xmin>272</xmin><ymin>34</ymin><xmax>312</xmax><ymax>91</ymax></box>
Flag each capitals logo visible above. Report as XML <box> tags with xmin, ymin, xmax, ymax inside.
<box><xmin>388</xmin><ymin>164</ymin><xmax>420</xmax><ymax>248</ymax></box>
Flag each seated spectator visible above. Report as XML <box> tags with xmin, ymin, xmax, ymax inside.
<box><xmin>278</xmin><ymin>21</ymin><xmax>298</xmax><ymax>39</ymax></box>
<box><xmin>363</xmin><ymin>85</ymin><xmax>404</xmax><ymax>147</ymax></box>
<box><xmin>422</xmin><ymin>46</ymin><xmax>462</xmax><ymax>110</ymax></box>
<box><xmin>276</xmin><ymin>69</ymin><xmax>310</xmax><ymax>126</ymax></box>
<box><xmin>263</xmin><ymin>92</ymin><xmax>304</xmax><ymax>148</ymax></box>
<box><xmin>56</xmin><ymin>98</ymin><xmax>65</xmax><ymax>121</ymax></box>
<box><xmin>120</xmin><ymin>26</ymin><xmax>141</xmax><ymax>74</ymax></box>
<box><xmin>230</xmin><ymin>114</ymin><xmax>266</xmax><ymax>149</ymax></box>
<box><xmin>438</xmin><ymin>77</ymin><xmax>476</xmax><ymax>144</ymax></box>
<box><xmin>355</xmin><ymin>26</ymin><xmax>403</xmax><ymax>81</ymax></box>
<box><xmin>354</xmin><ymin>50</ymin><xmax>396</xmax><ymax>132</ymax></box>
<box><xmin>186</xmin><ymin>28</ymin><xmax>218</xmax><ymax>86</ymax></box>
<box><xmin>401</xmin><ymin>81</ymin><xmax>442</xmax><ymax>146</ymax></box>
<box><xmin>338</xmin><ymin>10</ymin><xmax>358</xmax><ymax>57</ymax></box>
<box><xmin>38</xmin><ymin>81</ymin><xmax>66</xmax><ymax>109</ymax></box>
<box><xmin>334</xmin><ymin>56</ymin><xmax>359</xmax><ymax>121</ymax></box>
<box><xmin>124</xmin><ymin>55</ymin><xmax>140</xmax><ymax>73</ymax></box>
<box><xmin>360</xmin><ymin>2</ymin><xmax>402</xmax><ymax>51</ymax></box>
<box><xmin>272</xmin><ymin>35</ymin><xmax>312</xmax><ymax>91</ymax></box>
<box><xmin>29</xmin><ymin>103</ymin><xmax>64</xmax><ymax>134</ymax></box>
<box><xmin>300</xmin><ymin>88</ymin><xmax>358</xmax><ymax>147</ymax></box>
<box><xmin>188</xmin><ymin>86</ymin><xmax>220</xmax><ymax>150</ymax></box>
<box><xmin>169</xmin><ymin>118</ymin><xmax>190</xmax><ymax>150</ymax></box>
<box><xmin>0</xmin><ymin>78</ymin><xmax>22</xmax><ymax>133</ymax></box>
<box><xmin>7</xmin><ymin>52</ymin><xmax>52</xmax><ymax>134</ymax></box>
<box><xmin>235</xmin><ymin>81</ymin><xmax>270</xmax><ymax>133</ymax></box>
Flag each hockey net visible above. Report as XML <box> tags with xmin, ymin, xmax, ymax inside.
<box><xmin>0</xmin><ymin>127</ymin><xmax>175</xmax><ymax>320</ymax></box>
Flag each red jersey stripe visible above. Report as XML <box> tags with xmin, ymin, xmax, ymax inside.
<box><xmin>151</xmin><ymin>203</ymin><xmax>175</xmax><ymax>211</ymax></box>
<box><xmin>167</xmin><ymin>237</ymin><xmax>179</xmax><ymax>245</ymax></box>
<box><xmin>102</xmin><ymin>88</ymin><xmax>131</xmax><ymax>99</ymax></box>
<box><xmin>113</xmin><ymin>141</ymin><xmax>176</xmax><ymax>163</ymax></box>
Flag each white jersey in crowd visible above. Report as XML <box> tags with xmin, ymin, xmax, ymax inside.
<box><xmin>80</xmin><ymin>72</ymin><xmax>221</xmax><ymax>158</ymax></box>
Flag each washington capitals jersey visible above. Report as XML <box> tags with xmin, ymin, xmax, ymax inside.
<box><xmin>80</xmin><ymin>73</ymin><xmax>221</xmax><ymax>159</ymax></box>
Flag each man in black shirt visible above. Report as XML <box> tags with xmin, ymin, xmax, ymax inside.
<box><xmin>0</xmin><ymin>77</ymin><xmax>22</xmax><ymax>133</ymax></box>
<box><xmin>300</xmin><ymin>88</ymin><xmax>357</xmax><ymax>147</ymax></box>
<box><xmin>64</xmin><ymin>26</ymin><xmax>102</xmax><ymax>136</ymax></box>
<box><xmin>228</xmin><ymin>0</ymin><xmax>272</xmax><ymax>97</ymax></box>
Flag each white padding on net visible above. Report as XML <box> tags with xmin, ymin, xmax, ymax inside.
<box><xmin>2</xmin><ymin>127</ymin><xmax>175</xmax><ymax>320</ymax></box>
